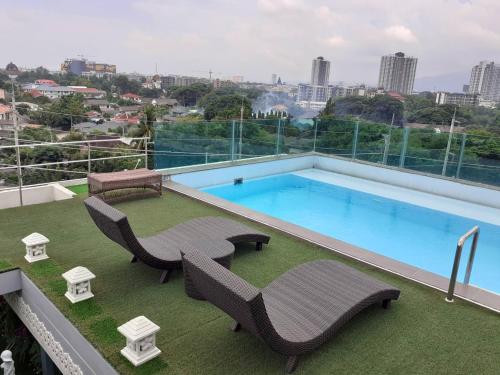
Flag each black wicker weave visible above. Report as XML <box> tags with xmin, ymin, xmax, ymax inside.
<box><xmin>83</xmin><ymin>196</ymin><xmax>270</xmax><ymax>283</ymax></box>
<box><xmin>181</xmin><ymin>250</ymin><xmax>400</xmax><ymax>373</ymax></box>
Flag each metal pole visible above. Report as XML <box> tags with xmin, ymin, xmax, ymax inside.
<box><xmin>351</xmin><ymin>120</ymin><xmax>359</xmax><ymax>160</ymax></box>
<box><xmin>87</xmin><ymin>142</ymin><xmax>91</xmax><ymax>174</ymax></box>
<box><xmin>399</xmin><ymin>127</ymin><xmax>409</xmax><ymax>168</ymax></box>
<box><xmin>313</xmin><ymin>119</ymin><xmax>318</xmax><ymax>152</ymax></box>
<box><xmin>231</xmin><ymin>120</ymin><xmax>235</xmax><ymax>161</ymax></box>
<box><xmin>442</xmin><ymin>108</ymin><xmax>457</xmax><ymax>176</ymax></box>
<box><xmin>238</xmin><ymin>98</ymin><xmax>244</xmax><ymax>159</ymax></box>
<box><xmin>455</xmin><ymin>133</ymin><xmax>467</xmax><ymax>179</ymax></box>
<box><xmin>382</xmin><ymin>114</ymin><xmax>394</xmax><ymax>164</ymax></box>
<box><xmin>445</xmin><ymin>226</ymin><xmax>479</xmax><ymax>302</ymax></box>
<box><xmin>446</xmin><ymin>242</ymin><xmax>463</xmax><ymax>302</ymax></box>
<box><xmin>275</xmin><ymin>118</ymin><xmax>281</xmax><ymax>155</ymax></box>
<box><xmin>144</xmin><ymin>138</ymin><xmax>148</xmax><ymax>169</ymax></box>
<box><xmin>11</xmin><ymin>77</ymin><xmax>23</xmax><ymax>206</ymax></box>
<box><xmin>464</xmin><ymin>230</ymin><xmax>480</xmax><ymax>285</ymax></box>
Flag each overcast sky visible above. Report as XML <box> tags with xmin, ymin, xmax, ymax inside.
<box><xmin>2</xmin><ymin>0</ymin><xmax>500</xmax><ymax>85</ymax></box>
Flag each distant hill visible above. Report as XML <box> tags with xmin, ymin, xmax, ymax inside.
<box><xmin>414</xmin><ymin>71</ymin><xmax>470</xmax><ymax>93</ymax></box>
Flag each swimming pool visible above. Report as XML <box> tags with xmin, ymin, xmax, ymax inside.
<box><xmin>202</xmin><ymin>172</ymin><xmax>500</xmax><ymax>294</ymax></box>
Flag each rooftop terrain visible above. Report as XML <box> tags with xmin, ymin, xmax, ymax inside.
<box><xmin>0</xmin><ymin>189</ymin><xmax>499</xmax><ymax>374</ymax></box>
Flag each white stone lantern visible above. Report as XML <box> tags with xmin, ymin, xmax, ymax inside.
<box><xmin>22</xmin><ymin>232</ymin><xmax>50</xmax><ymax>263</ymax></box>
<box><xmin>62</xmin><ymin>267</ymin><xmax>96</xmax><ymax>303</ymax></box>
<box><xmin>118</xmin><ymin>316</ymin><xmax>161</xmax><ymax>366</ymax></box>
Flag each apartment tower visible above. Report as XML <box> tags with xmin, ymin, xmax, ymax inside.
<box><xmin>378</xmin><ymin>52</ymin><xmax>417</xmax><ymax>95</ymax></box>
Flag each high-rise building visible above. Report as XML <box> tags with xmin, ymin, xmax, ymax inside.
<box><xmin>296</xmin><ymin>56</ymin><xmax>333</xmax><ymax>108</ymax></box>
<box><xmin>468</xmin><ymin>61</ymin><xmax>500</xmax><ymax>102</ymax></box>
<box><xmin>271</xmin><ymin>74</ymin><xmax>277</xmax><ymax>85</ymax></box>
<box><xmin>310</xmin><ymin>56</ymin><xmax>330</xmax><ymax>87</ymax></box>
<box><xmin>378</xmin><ymin>52</ymin><xmax>417</xmax><ymax>95</ymax></box>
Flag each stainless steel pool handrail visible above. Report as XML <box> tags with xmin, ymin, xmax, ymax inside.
<box><xmin>445</xmin><ymin>226</ymin><xmax>480</xmax><ymax>302</ymax></box>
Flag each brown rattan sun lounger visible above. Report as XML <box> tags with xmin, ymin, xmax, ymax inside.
<box><xmin>181</xmin><ymin>249</ymin><xmax>400</xmax><ymax>373</ymax></box>
<box><xmin>84</xmin><ymin>196</ymin><xmax>270</xmax><ymax>283</ymax></box>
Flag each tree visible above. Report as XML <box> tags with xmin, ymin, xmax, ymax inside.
<box><xmin>170</xmin><ymin>83</ymin><xmax>211</xmax><ymax>106</ymax></box>
<box><xmin>319</xmin><ymin>98</ymin><xmax>336</xmax><ymax>117</ymax></box>
<box><xmin>30</xmin><ymin>94</ymin><xmax>87</xmax><ymax>130</ymax></box>
<box><xmin>133</xmin><ymin>105</ymin><xmax>157</xmax><ymax>155</ymax></box>
<box><xmin>202</xmin><ymin>94</ymin><xmax>252</xmax><ymax>120</ymax></box>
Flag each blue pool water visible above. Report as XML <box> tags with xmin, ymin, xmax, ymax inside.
<box><xmin>203</xmin><ymin>173</ymin><xmax>500</xmax><ymax>294</ymax></box>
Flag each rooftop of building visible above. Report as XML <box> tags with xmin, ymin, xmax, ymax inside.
<box><xmin>0</xmin><ymin>187</ymin><xmax>499</xmax><ymax>374</ymax></box>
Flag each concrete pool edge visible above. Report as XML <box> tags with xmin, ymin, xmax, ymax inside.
<box><xmin>166</xmin><ymin>181</ymin><xmax>500</xmax><ymax>314</ymax></box>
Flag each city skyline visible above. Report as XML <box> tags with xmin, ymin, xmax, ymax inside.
<box><xmin>2</xmin><ymin>0</ymin><xmax>500</xmax><ymax>88</ymax></box>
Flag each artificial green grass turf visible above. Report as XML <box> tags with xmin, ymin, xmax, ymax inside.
<box><xmin>0</xmin><ymin>193</ymin><xmax>499</xmax><ymax>375</ymax></box>
<box><xmin>67</xmin><ymin>184</ymin><xmax>88</xmax><ymax>194</ymax></box>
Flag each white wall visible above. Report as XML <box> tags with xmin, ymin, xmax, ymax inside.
<box><xmin>171</xmin><ymin>156</ymin><xmax>315</xmax><ymax>188</ymax></box>
<box><xmin>0</xmin><ymin>183</ymin><xmax>75</xmax><ymax>210</ymax></box>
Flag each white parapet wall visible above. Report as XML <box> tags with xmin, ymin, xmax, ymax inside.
<box><xmin>169</xmin><ymin>155</ymin><xmax>315</xmax><ymax>188</ymax></box>
<box><xmin>0</xmin><ymin>183</ymin><xmax>76</xmax><ymax>210</ymax></box>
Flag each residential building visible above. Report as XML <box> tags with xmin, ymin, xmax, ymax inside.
<box><xmin>330</xmin><ymin>85</ymin><xmax>367</xmax><ymax>98</ymax></box>
<box><xmin>0</xmin><ymin>88</ymin><xmax>5</xmax><ymax>100</ymax></box>
<box><xmin>142</xmin><ymin>75</ymin><xmax>162</xmax><ymax>90</ymax></box>
<box><xmin>386</xmin><ymin>91</ymin><xmax>406</xmax><ymax>102</ymax></box>
<box><xmin>310</xmin><ymin>56</ymin><xmax>331</xmax><ymax>102</ymax></box>
<box><xmin>120</xmin><ymin>93</ymin><xmax>142</xmax><ymax>103</ymax></box>
<box><xmin>34</xmin><ymin>79</ymin><xmax>57</xmax><ymax>86</ymax></box>
<box><xmin>69</xmin><ymin>87</ymin><xmax>106</xmax><ymax>99</ymax></box>
<box><xmin>174</xmin><ymin>76</ymin><xmax>209</xmax><ymax>87</ymax></box>
<box><xmin>311</xmin><ymin>56</ymin><xmax>330</xmax><ymax>87</ymax></box>
<box><xmin>435</xmin><ymin>92</ymin><xmax>480</xmax><ymax>106</ymax></box>
<box><xmin>22</xmin><ymin>84</ymin><xmax>75</xmax><ymax>100</ymax></box>
<box><xmin>468</xmin><ymin>61</ymin><xmax>500</xmax><ymax>102</ymax></box>
<box><xmin>378</xmin><ymin>52</ymin><xmax>417</xmax><ymax>95</ymax></box>
<box><xmin>0</xmin><ymin>104</ymin><xmax>12</xmax><ymax>121</ymax></box>
<box><xmin>160</xmin><ymin>75</ymin><xmax>176</xmax><ymax>89</ymax></box>
<box><xmin>61</xmin><ymin>57</ymin><xmax>116</xmax><ymax>76</ymax></box>
<box><xmin>296</xmin><ymin>56</ymin><xmax>332</xmax><ymax>106</ymax></box>
<box><xmin>212</xmin><ymin>79</ymin><xmax>236</xmax><ymax>89</ymax></box>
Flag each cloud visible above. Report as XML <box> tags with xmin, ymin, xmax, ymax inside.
<box><xmin>257</xmin><ymin>0</ymin><xmax>306</xmax><ymax>14</ymax></box>
<box><xmin>2</xmin><ymin>0</ymin><xmax>500</xmax><ymax>85</ymax></box>
<box><xmin>383</xmin><ymin>25</ymin><xmax>418</xmax><ymax>43</ymax></box>
<box><xmin>324</xmin><ymin>36</ymin><xmax>347</xmax><ymax>47</ymax></box>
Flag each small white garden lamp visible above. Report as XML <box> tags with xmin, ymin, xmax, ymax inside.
<box><xmin>118</xmin><ymin>316</ymin><xmax>161</xmax><ymax>366</ymax></box>
<box><xmin>22</xmin><ymin>232</ymin><xmax>50</xmax><ymax>263</ymax></box>
<box><xmin>62</xmin><ymin>266</ymin><xmax>96</xmax><ymax>303</ymax></box>
<box><xmin>0</xmin><ymin>350</ymin><xmax>15</xmax><ymax>375</ymax></box>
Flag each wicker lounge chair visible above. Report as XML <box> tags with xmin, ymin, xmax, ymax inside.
<box><xmin>181</xmin><ymin>250</ymin><xmax>401</xmax><ymax>373</ymax></box>
<box><xmin>83</xmin><ymin>196</ymin><xmax>270</xmax><ymax>283</ymax></box>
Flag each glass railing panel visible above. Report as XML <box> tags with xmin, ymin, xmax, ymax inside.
<box><xmin>354</xmin><ymin>121</ymin><xmax>391</xmax><ymax>164</ymax></box>
<box><xmin>314</xmin><ymin>118</ymin><xmax>355</xmax><ymax>157</ymax></box>
<box><xmin>456</xmin><ymin>133</ymin><xmax>500</xmax><ymax>186</ymax></box>
<box><xmin>282</xmin><ymin>118</ymin><xmax>315</xmax><ymax>155</ymax></box>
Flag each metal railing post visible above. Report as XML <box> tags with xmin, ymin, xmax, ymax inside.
<box><xmin>399</xmin><ymin>127</ymin><xmax>409</xmax><ymax>168</ymax></box>
<box><xmin>351</xmin><ymin>121</ymin><xmax>359</xmax><ymax>160</ymax></box>
<box><xmin>382</xmin><ymin>125</ymin><xmax>393</xmax><ymax>165</ymax></box>
<box><xmin>231</xmin><ymin>120</ymin><xmax>236</xmax><ymax>161</ymax></box>
<box><xmin>455</xmin><ymin>133</ymin><xmax>467</xmax><ymax>179</ymax></box>
<box><xmin>87</xmin><ymin>142</ymin><xmax>91</xmax><ymax>174</ymax></box>
<box><xmin>275</xmin><ymin>118</ymin><xmax>281</xmax><ymax>156</ymax></box>
<box><xmin>11</xmin><ymin>78</ymin><xmax>23</xmax><ymax>206</ymax></box>
<box><xmin>313</xmin><ymin>119</ymin><xmax>318</xmax><ymax>152</ymax></box>
<box><xmin>445</xmin><ymin>226</ymin><xmax>480</xmax><ymax>302</ymax></box>
<box><xmin>144</xmin><ymin>138</ymin><xmax>148</xmax><ymax>169</ymax></box>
